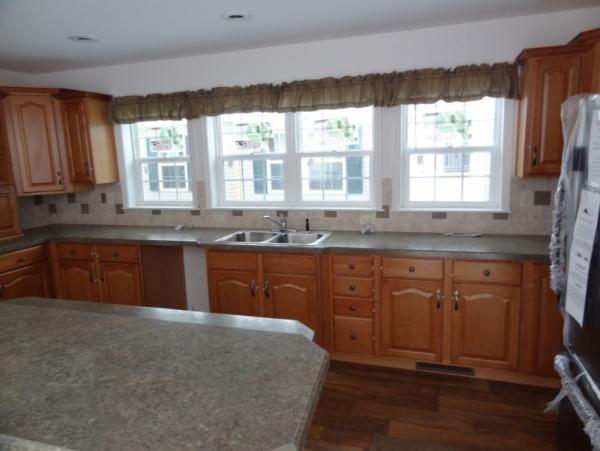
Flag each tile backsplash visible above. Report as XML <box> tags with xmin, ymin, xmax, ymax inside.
<box><xmin>17</xmin><ymin>177</ymin><xmax>557</xmax><ymax>235</ymax></box>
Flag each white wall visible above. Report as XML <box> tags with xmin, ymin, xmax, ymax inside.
<box><xmin>29</xmin><ymin>6</ymin><xmax>600</xmax><ymax>96</ymax></box>
<box><xmin>0</xmin><ymin>69</ymin><xmax>32</xmax><ymax>85</ymax></box>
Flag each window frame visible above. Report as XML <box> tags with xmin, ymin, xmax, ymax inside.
<box><xmin>116</xmin><ymin>120</ymin><xmax>198</xmax><ymax>209</ymax></box>
<box><xmin>393</xmin><ymin>98</ymin><xmax>513</xmax><ymax>212</ymax></box>
<box><xmin>204</xmin><ymin>108</ymin><xmax>382</xmax><ymax>210</ymax></box>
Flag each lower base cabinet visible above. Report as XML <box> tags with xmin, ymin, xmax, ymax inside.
<box><xmin>208</xmin><ymin>270</ymin><xmax>258</xmax><ymax>316</ymax></box>
<box><xmin>58</xmin><ymin>259</ymin><xmax>97</xmax><ymax>302</ymax></box>
<box><xmin>0</xmin><ymin>262</ymin><xmax>51</xmax><ymax>300</ymax></box>
<box><xmin>264</xmin><ymin>273</ymin><xmax>318</xmax><ymax>332</ymax></box>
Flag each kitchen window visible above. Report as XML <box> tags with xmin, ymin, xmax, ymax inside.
<box><xmin>395</xmin><ymin>97</ymin><xmax>511</xmax><ymax>211</ymax></box>
<box><xmin>205</xmin><ymin>107</ymin><xmax>380</xmax><ymax>208</ymax></box>
<box><xmin>117</xmin><ymin>119</ymin><xmax>197</xmax><ymax>208</ymax></box>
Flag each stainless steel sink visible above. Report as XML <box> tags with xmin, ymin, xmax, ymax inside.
<box><xmin>268</xmin><ymin>232</ymin><xmax>328</xmax><ymax>245</ymax></box>
<box><xmin>215</xmin><ymin>230</ymin><xmax>279</xmax><ymax>243</ymax></box>
<box><xmin>215</xmin><ymin>230</ymin><xmax>330</xmax><ymax>246</ymax></box>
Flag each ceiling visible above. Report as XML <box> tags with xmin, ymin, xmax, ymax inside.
<box><xmin>0</xmin><ymin>0</ymin><xmax>597</xmax><ymax>73</ymax></box>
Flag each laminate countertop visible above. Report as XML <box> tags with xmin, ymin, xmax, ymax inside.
<box><xmin>0</xmin><ymin>298</ymin><xmax>328</xmax><ymax>451</ymax></box>
<box><xmin>0</xmin><ymin>224</ymin><xmax>551</xmax><ymax>261</ymax></box>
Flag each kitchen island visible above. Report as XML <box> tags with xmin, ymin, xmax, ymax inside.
<box><xmin>0</xmin><ymin>298</ymin><xmax>328</xmax><ymax>451</ymax></box>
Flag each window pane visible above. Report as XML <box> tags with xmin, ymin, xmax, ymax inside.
<box><xmin>435</xmin><ymin>177</ymin><xmax>462</xmax><ymax>202</ymax></box>
<box><xmin>218</xmin><ymin>112</ymin><xmax>286</xmax><ymax>155</ymax></box>
<box><xmin>464</xmin><ymin>152</ymin><xmax>491</xmax><ymax>176</ymax></box>
<box><xmin>409</xmin><ymin>154</ymin><xmax>435</xmax><ymax>177</ymax></box>
<box><xmin>299</xmin><ymin>107</ymin><xmax>373</xmax><ymax>152</ymax></box>
<box><xmin>223</xmin><ymin>158</ymin><xmax>284</xmax><ymax>202</ymax></box>
<box><xmin>140</xmin><ymin>162</ymin><xmax>192</xmax><ymax>203</ymax></box>
<box><xmin>409</xmin><ymin>178</ymin><xmax>434</xmax><ymax>202</ymax></box>
<box><xmin>135</xmin><ymin>120</ymin><xmax>189</xmax><ymax>158</ymax></box>
<box><xmin>301</xmin><ymin>155</ymin><xmax>369</xmax><ymax>201</ymax></box>
<box><xmin>463</xmin><ymin>177</ymin><xmax>491</xmax><ymax>202</ymax></box>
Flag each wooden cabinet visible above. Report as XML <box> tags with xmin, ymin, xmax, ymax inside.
<box><xmin>450</xmin><ymin>282</ymin><xmax>521</xmax><ymax>370</ymax></box>
<box><xmin>381</xmin><ymin>278</ymin><xmax>443</xmax><ymax>362</ymax></box>
<box><xmin>57</xmin><ymin>92</ymin><xmax>118</xmax><ymax>186</ymax></box>
<box><xmin>207</xmin><ymin>251</ymin><xmax>320</xmax><ymax>336</ymax></box>
<box><xmin>515</xmin><ymin>28</ymin><xmax>600</xmax><ymax>177</ymax></box>
<box><xmin>54</xmin><ymin>243</ymin><xmax>143</xmax><ymax>306</ymax></box>
<box><xmin>0</xmin><ymin>184</ymin><xmax>22</xmax><ymax>242</ymax></box>
<box><xmin>0</xmin><ymin>87</ymin><xmax>118</xmax><ymax>195</ymax></box>
<box><xmin>0</xmin><ymin>245</ymin><xmax>51</xmax><ymax>300</ymax></box>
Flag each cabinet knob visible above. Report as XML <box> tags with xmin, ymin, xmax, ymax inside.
<box><xmin>349</xmin><ymin>284</ymin><xmax>356</xmax><ymax>291</ymax></box>
<box><xmin>408</xmin><ymin>266</ymin><xmax>416</xmax><ymax>273</ymax></box>
<box><xmin>69</xmin><ymin>249</ymin><xmax>76</xmax><ymax>255</ymax></box>
<box><xmin>17</xmin><ymin>257</ymin><xmax>25</xmax><ymax>263</ymax></box>
<box><xmin>350</xmin><ymin>333</ymin><xmax>357</xmax><ymax>340</ymax></box>
<box><xmin>483</xmin><ymin>269</ymin><xmax>491</xmax><ymax>277</ymax></box>
<box><xmin>350</xmin><ymin>304</ymin><xmax>357</xmax><ymax>311</ymax></box>
<box><xmin>348</xmin><ymin>263</ymin><xmax>356</xmax><ymax>270</ymax></box>
<box><xmin>113</xmin><ymin>252</ymin><xmax>119</xmax><ymax>258</ymax></box>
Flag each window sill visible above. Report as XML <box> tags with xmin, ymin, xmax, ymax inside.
<box><xmin>123</xmin><ymin>205</ymin><xmax>197</xmax><ymax>211</ymax></box>
<box><xmin>392</xmin><ymin>208</ymin><xmax>512</xmax><ymax>213</ymax></box>
<box><xmin>205</xmin><ymin>206</ymin><xmax>381</xmax><ymax>212</ymax></box>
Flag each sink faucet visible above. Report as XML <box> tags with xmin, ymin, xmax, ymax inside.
<box><xmin>263</xmin><ymin>214</ymin><xmax>288</xmax><ymax>232</ymax></box>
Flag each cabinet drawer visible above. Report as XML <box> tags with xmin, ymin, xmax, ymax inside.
<box><xmin>207</xmin><ymin>251</ymin><xmax>258</xmax><ymax>271</ymax></box>
<box><xmin>333</xmin><ymin>276</ymin><xmax>375</xmax><ymax>298</ymax></box>
<box><xmin>333</xmin><ymin>255</ymin><xmax>374</xmax><ymax>276</ymax></box>
<box><xmin>453</xmin><ymin>260</ymin><xmax>522</xmax><ymax>286</ymax></box>
<box><xmin>0</xmin><ymin>245</ymin><xmax>46</xmax><ymax>273</ymax></box>
<box><xmin>57</xmin><ymin>243</ymin><xmax>93</xmax><ymax>261</ymax></box>
<box><xmin>334</xmin><ymin>297</ymin><xmax>374</xmax><ymax>318</ymax></box>
<box><xmin>262</xmin><ymin>253</ymin><xmax>316</xmax><ymax>275</ymax></box>
<box><xmin>334</xmin><ymin>317</ymin><xmax>374</xmax><ymax>355</ymax></box>
<box><xmin>97</xmin><ymin>245</ymin><xmax>139</xmax><ymax>263</ymax></box>
<box><xmin>382</xmin><ymin>257</ymin><xmax>443</xmax><ymax>280</ymax></box>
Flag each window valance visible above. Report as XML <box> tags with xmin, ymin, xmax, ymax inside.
<box><xmin>108</xmin><ymin>62</ymin><xmax>517</xmax><ymax>124</ymax></box>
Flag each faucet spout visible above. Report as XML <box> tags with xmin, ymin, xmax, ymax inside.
<box><xmin>263</xmin><ymin>214</ymin><xmax>288</xmax><ymax>232</ymax></box>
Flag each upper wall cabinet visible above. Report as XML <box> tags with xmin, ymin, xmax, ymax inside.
<box><xmin>0</xmin><ymin>87</ymin><xmax>118</xmax><ymax>196</ymax></box>
<box><xmin>515</xmin><ymin>28</ymin><xmax>600</xmax><ymax>178</ymax></box>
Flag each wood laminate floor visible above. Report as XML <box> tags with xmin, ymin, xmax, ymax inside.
<box><xmin>305</xmin><ymin>361</ymin><xmax>559</xmax><ymax>451</ymax></box>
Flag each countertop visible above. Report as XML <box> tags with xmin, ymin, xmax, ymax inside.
<box><xmin>0</xmin><ymin>298</ymin><xmax>328</xmax><ymax>451</ymax></box>
<box><xmin>0</xmin><ymin>224</ymin><xmax>551</xmax><ymax>261</ymax></box>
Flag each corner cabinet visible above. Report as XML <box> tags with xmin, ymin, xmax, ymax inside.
<box><xmin>0</xmin><ymin>184</ymin><xmax>22</xmax><ymax>242</ymax></box>
<box><xmin>0</xmin><ymin>245</ymin><xmax>51</xmax><ymax>300</ymax></box>
<box><xmin>207</xmin><ymin>251</ymin><xmax>320</xmax><ymax>338</ymax></box>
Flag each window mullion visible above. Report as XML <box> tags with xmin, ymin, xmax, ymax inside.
<box><xmin>285</xmin><ymin>112</ymin><xmax>300</xmax><ymax>203</ymax></box>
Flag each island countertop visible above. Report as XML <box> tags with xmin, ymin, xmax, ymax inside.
<box><xmin>0</xmin><ymin>224</ymin><xmax>551</xmax><ymax>261</ymax></box>
<box><xmin>0</xmin><ymin>298</ymin><xmax>329</xmax><ymax>451</ymax></box>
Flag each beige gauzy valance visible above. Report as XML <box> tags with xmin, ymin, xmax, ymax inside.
<box><xmin>108</xmin><ymin>62</ymin><xmax>517</xmax><ymax>124</ymax></box>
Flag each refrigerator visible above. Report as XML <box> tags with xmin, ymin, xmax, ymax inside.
<box><xmin>550</xmin><ymin>93</ymin><xmax>600</xmax><ymax>451</ymax></box>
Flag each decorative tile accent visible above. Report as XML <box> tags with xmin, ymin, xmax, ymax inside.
<box><xmin>534</xmin><ymin>191</ymin><xmax>552</xmax><ymax>206</ymax></box>
<box><xmin>115</xmin><ymin>204</ymin><xmax>124</xmax><ymax>215</ymax></box>
<box><xmin>324</xmin><ymin>211</ymin><xmax>337</xmax><ymax>218</ymax></box>
<box><xmin>376</xmin><ymin>205</ymin><xmax>390</xmax><ymax>219</ymax></box>
<box><xmin>100</xmin><ymin>193</ymin><xmax>107</xmax><ymax>204</ymax></box>
<box><xmin>190</xmin><ymin>210</ymin><xmax>201</xmax><ymax>216</ymax></box>
<box><xmin>432</xmin><ymin>212</ymin><xmax>447</xmax><ymax>219</ymax></box>
<box><xmin>80</xmin><ymin>204</ymin><xmax>90</xmax><ymax>214</ymax></box>
<box><xmin>67</xmin><ymin>193</ymin><xmax>76</xmax><ymax>203</ymax></box>
<box><xmin>232</xmin><ymin>210</ymin><xmax>243</xmax><ymax>217</ymax></box>
<box><xmin>33</xmin><ymin>195</ymin><xmax>44</xmax><ymax>206</ymax></box>
<box><xmin>276</xmin><ymin>210</ymin><xmax>288</xmax><ymax>217</ymax></box>
<box><xmin>492</xmin><ymin>212</ymin><xmax>509</xmax><ymax>220</ymax></box>
<box><xmin>48</xmin><ymin>204</ymin><xmax>57</xmax><ymax>214</ymax></box>
<box><xmin>151</xmin><ymin>209</ymin><xmax>162</xmax><ymax>215</ymax></box>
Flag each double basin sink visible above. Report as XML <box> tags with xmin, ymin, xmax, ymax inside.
<box><xmin>215</xmin><ymin>230</ymin><xmax>330</xmax><ymax>246</ymax></box>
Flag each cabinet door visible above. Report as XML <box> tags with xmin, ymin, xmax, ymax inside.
<box><xmin>451</xmin><ymin>283</ymin><xmax>521</xmax><ymax>370</ymax></box>
<box><xmin>58</xmin><ymin>259</ymin><xmax>99</xmax><ymax>302</ymax></box>
<box><xmin>98</xmin><ymin>262</ymin><xmax>143</xmax><ymax>306</ymax></box>
<box><xmin>6</xmin><ymin>95</ymin><xmax>64</xmax><ymax>193</ymax></box>
<box><xmin>0</xmin><ymin>184</ymin><xmax>22</xmax><ymax>241</ymax></box>
<box><xmin>381</xmin><ymin>279</ymin><xmax>443</xmax><ymax>362</ymax></box>
<box><xmin>0</xmin><ymin>263</ymin><xmax>51</xmax><ymax>300</ymax></box>
<box><xmin>521</xmin><ymin>54</ymin><xmax>583</xmax><ymax>176</ymax></box>
<box><xmin>264</xmin><ymin>273</ymin><xmax>318</xmax><ymax>333</ymax></box>
<box><xmin>208</xmin><ymin>270</ymin><xmax>259</xmax><ymax>316</ymax></box>
<box><xmin>60</xmin><ymin>100</ymin><xmax>94</xmax><ymax>183</ymax></box>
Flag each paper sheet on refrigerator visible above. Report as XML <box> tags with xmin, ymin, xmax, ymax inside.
<box><xmin>566</xmin><ymin>189</ymin><xmax>600</xmax><ymax>326</ymax></box>
<box><xmin>588</xmin><ymin>109</ymin><xmax>600</xmax><ymax>188</ymax></box>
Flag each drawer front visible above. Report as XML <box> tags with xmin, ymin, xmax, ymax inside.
<box><xmin>334</xmin><ymin>317</ymin><xmax>374</xmax><ymax>355</ymax></box>
<box><xmin>333</xmin><ymin>255</ymin><xmax>374</xmax><ymax>276</ymax></box>
<box><xmin>0</xmin><ymin>245</ymin><xmax>46</xmax><ymax>273</ymax></box>
<box><xmin>453</xmin><ymin>260</ymin><xmax>522</xmax><ymax>285</ymax></box>
<box><xmin>57</xmin><ymin>243</ymin><xmax>93</xmax><ymax>261</ymax></box>
<box><xmin>334</xmin><ymin>297</ymin><xmax>374</xmax><ymax>318</ymax></box>
<box><xmin>262</xmin><ymin>253</ymin><xmax>317</xmax><ymax>275</ymax></box>
<box><xmin>97</xmin><ymin>245</ymin><xmax>139</xmax><ymax>263</ymax></box>
<box><xmin>333</xmin><ymin>276</ymin><xmax>375</xmax><ymax>298</ymax></box>
<box><xmin>207</xmin><ymin>251</ymin><xmax>258</xmax><ymax>271</ymax></box>
<box><xmin>382</xmin><ymin>257</ymin><xmax>443</xmax><ymax>280</ymax></box>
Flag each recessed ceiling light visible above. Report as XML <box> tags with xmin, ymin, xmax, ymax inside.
<box><xmin>221</xmin><ymin>12</ymin><xmax>251</xmax><ymax>21</ymax></box>
<box><xmin>67</xmin><ymin>34</ymin><xmax>98</xmax><ymax>43</ymax></box>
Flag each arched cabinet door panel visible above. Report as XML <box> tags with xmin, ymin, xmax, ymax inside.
<box><xmin>263</xmin><ymin>274</ymin><xmax>318</xmax><ymax>333</ymax></box>
<box><xmin>0</xmin><ymin>263</ymin><xmax>51</xmax><ymax>300</ymax></box>
<box><xmin>208</xmin><ymin>270</ymin><xmax>259</xmax><ymax>316</ymax></box>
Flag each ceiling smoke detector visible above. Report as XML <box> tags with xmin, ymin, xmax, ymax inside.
<box><xmin>221</xmin><ymin>12</ymin><xmax>250</xmax><ymax>21</ymax></box>
<box><xmin>67</xmin><ymin>34</ymin><xmax>98</xmax><ymax>43</ymax></box>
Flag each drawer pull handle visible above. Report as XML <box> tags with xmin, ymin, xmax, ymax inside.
<box><xmin>350</xmin><ymin>333</ymin><xmax>357</xmax><ymax>340</ymax></box>
<box><xmin>113</xmin><ymin>252</ymin><xmax>120</xmax><ymax>258</ymax></box>
<box><xmin>348</xmin><ymin>263</ymin><xmax>356</xmax><ymax>270</ymax></box>
<box><xmin>250</xmin><ymin>280</ymin><xmax>257</xmax><ymax>297</ymax></box>
<box><xmin>69</xmin><ymin>249</ymin><xmax>76</xmax><ymax>255</ymax></box>
<box><xmin>483</xmin><ymin>270</ymin><xmax>491</xmax><ymax>277</ymax></box>
<box><xmin>349</xmin><ymin>284</ymin><xmax>356</xmax><ymax>291</ymax></box>
<box><xmin>452</xmin><ymin>290</ymin><xmax>459</xmax><ymax>310</ymax></box>
<box><xmin>350</xmin><ymin>304</ymin><xmax>357</xmax><ymax>311</ymax></box>
<box><xmin>436</xmin><ymin>288</ymin><xmax>443</xmax><ymax>309</ymax></box>
<box><xmin>408</xmin><ymin>266</ymin><xmax>416</xmax><ymax>272</ymax></box>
